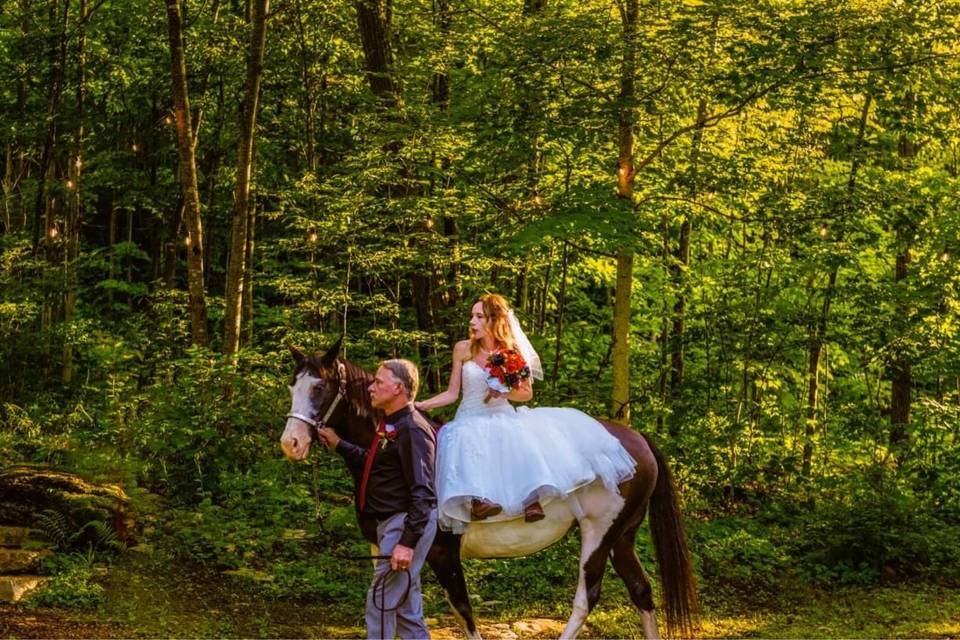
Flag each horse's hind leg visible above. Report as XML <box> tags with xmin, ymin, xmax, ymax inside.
<box><xmin>611</xmin><ymin>524</ymin><xmax>660</xmax><ymax>640</ymax></box>
<box><xmin>426</xmin><ymin>532</ymin><xmax>481</xmax><ymax>640</ymax></box>
<box><xmin>560</xmin><ymin>518</ymin><xmax>611</xmax><ymax>640</ymax></box>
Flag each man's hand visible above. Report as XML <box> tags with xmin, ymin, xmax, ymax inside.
<box><xmin>390</xmin><ymin>544</ymin><xmax>414</xmax><ymax>572</ymax></box>
<box><xmin>316</xmin><ymin>427</ymin><xmax>340</xmax><ymax>450</ymax></box>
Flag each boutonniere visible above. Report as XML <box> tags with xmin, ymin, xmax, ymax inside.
<box><xmin>377</xmin><ymin>423</ymin><xmax>398</xmax><ymax>449</ymax></box>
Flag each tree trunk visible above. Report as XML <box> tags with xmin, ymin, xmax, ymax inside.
<box><xmin>224</xmin><ymin>0</ymin><xmax>269</xmax><ymax>358</ymax></box>
<box><xmin>294</xmin><ymin>0</ymin><xmax>317</xmax><ymax>173</ymax></box>
<box><xmin>62</xmin><ymin>0</ymin><xmax>87</xmax><ymax>384</ymax></box>
<box><xmin>108</xmin><ymin>195</ymin><xmax>116</xmax><ymax>306</ymax></box>
<box><xmin>669</xmin><ymin>96</ymin><xmax>707</xmax><ymax>404</ymax></box>
<box><xmin>241</xmin><ymin>198</ymin><xmax>256</xmax><ymax>348</ymax></box>
<box><xmin>802</xmin><ymin>93</ymin><xmax>871</xmax><ymax>475</ymax></box>
<box><xmin>165</xmin><ymin>0</ymin><xmax>208</xmax><ymax>346</ymax></box>
<box><xmin>553</xmin><ymin>241</ymin><xmax>569</xmax><ymax>388</ymax></box>
<box><xmin>354</xmin><ymin>0</ymin><xmax>397</xmax><ymax>108</ymax></box>
<box><xmin>668</xmin><ymin>14</ymin><xmax>716</xmax><ymax>433</ymax></box>
<box><xmin>889</xmin><ymin>239</ymin><xmax>912</xmax><ymax>449</ymax></box>
<box><xmin>888</xmin><ymin>120</ymin><xmax>917</xmax><ymax>458</ymax></box>
<box><xmin>34</xmin><ymin>0</ymin><xmax>69</xmax><ymax>252</ymax></box>
<box><xmin>610</xmin><ymin>0</ymin><xmax>638</xmax><ymax>425</ymax></box>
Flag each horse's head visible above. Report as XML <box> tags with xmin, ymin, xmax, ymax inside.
<box><xmin>280</xmin><ymin>337</ymin><xmax>346</xmax><ymax>461</ymax></box>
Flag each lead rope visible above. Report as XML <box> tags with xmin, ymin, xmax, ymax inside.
<box><xmin>340</xmin><ymin>554</ymin><xmax>411</xmax><ymax>633</ymax></box>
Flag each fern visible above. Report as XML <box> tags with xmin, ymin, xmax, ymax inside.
<box><xmin>36</xmin><ymin>509</ymin><xmax>72</xmax><ymax>551</ymax></box>
<box><xmin>76</xmin><ymin>519</ymin><xmax>127</xmax><ymax>553</ymax></box>
<box><xmin>37</xmin><ymin>509</ymin><xmax>126</xmax><ymax>553</ymax></box>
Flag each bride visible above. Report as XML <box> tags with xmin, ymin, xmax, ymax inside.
<box><xmin>415</xmin><ymin>293</ymin><xmax>637</xmax><ymax>533</ymax></box>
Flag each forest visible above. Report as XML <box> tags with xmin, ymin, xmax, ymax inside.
<box><xmin>1</xmin><ymin>0</ymin><xmax>959</xmax><ymax>636</ymax></box>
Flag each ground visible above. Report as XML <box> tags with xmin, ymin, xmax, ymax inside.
<box><xmin>2</xmin><ymin>551</ymin><xmax>959</xmax><ymax>638</ymax></box>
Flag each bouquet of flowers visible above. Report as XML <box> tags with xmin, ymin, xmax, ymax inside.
<box><xmin>484</xmin><ymin>349</ymin><xmax>531</xmax><ymax>403</ymax></box>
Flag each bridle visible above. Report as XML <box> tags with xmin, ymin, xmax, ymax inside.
<box><xmin>286</xmin><ymin>362</ymin><xmax>350</xmax><ymax>438</ymax></box>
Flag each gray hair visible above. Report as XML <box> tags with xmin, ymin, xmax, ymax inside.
<box><xmin>380</xmin><ymin>359</ymin><xmax>419</xmax><ymax>400</ymax></box>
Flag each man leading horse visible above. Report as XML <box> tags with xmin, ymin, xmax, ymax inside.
<box><xmin>313</xmin><ymin>359</ymin><xmax>438</xmax><ymax>640</ymax></box>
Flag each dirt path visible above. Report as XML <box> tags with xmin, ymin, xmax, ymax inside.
<box><xmin>0</xmin><ymin>604</ymin><xmax>573</xmax><ymax>639</ymax></box>
<box><xmin>0</xmin><ymin>605</ymin><xmax>142</xmax><ymax>639</ymax></box>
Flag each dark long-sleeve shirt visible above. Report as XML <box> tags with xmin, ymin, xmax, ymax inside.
<box><xmin>336</xmin><ymin>404</ymin><xmax>437</xmax><ymax>548</ymax></box>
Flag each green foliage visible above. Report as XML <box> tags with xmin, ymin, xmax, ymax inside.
<box><xmin>36</xmin><ymin>509</ymin><xmax>127</xmax><ymax>555</ymax></box>
<box><xmin>25</xmin><ymin>552</ymin><xmax>107</xmax><ymax>610</ymax></box>
<box><xmin>1</xmin><ymin>0</ymin><xmax>959</xmax><ymax>619</ymax></box>
<box><xmin>792</xmin><ymin>482</ymin><xmax>960</xmax><ymax>585</ymax></box>
<box><xmin>695</xmin><ymin>519</ymin><xmax>789</xmax><ymax>599</ymax></box>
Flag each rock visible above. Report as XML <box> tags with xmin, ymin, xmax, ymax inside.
<box><xmin>0</xmin><ymin>575</ymin><xmax>48</xmax><ymax>603</ymax></box>
<box><xmin>0</xmin><ymin>465</ymin><xmax>137</xmax><ymax>546</ymax></box>
<box><xmin>512</xmin><ymin>618</ymin><xmax>566</xmax><ymax>636</ymax></box>
<box><xmin>0</xmin><ymin>526</ymin><xmax>30</xmax><ymax>547</ymax></box>
<box><xmin>487</xmin><ymin>623</ymin><xmax>519</xmax><ymax>639</ymax></box>
<box><xmin>0</xmin><ymin>548</ymin><xmax>52</xmax><ymax>574</ymax></box>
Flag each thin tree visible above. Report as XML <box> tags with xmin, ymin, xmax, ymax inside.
<box><xmin>164</xmin><ymin>0</ymin><xmax>208</xmax><ymax>346</ymax></box>
<box><xmin>63</xmin><ymin>0</ymin><xmax>87</xmax><ymax>384</ymax></box>
<box><xmin>224</xmin><ymin>0</ymin><xmax>270</xmax><ymax>357</ymax></box>
<box><xmin>611</xmin><ymin>0</ymin><xmax>638</xmax><ymax>426</ymax></box>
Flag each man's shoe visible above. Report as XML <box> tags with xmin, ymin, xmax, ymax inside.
<box><xmin>524</xmin><ymin>501</ymin><xmax>546</xmax><ymax>523</ymax></box>
<box><xmin>470</xmin><ymin>498</ymin><xmax>502</xmax><ymax>521</ymax></box>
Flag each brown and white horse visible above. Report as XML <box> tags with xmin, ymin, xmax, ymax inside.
<box><xmin>280</xmin><ymin>340</ymin><xmax>698</xmax><ymax>639</ymax></box>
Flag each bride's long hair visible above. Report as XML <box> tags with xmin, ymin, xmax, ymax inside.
<box><xmin>468</xmin><ymin>293</ymin><xmax>518</xmax><ymax>361</ymax></box>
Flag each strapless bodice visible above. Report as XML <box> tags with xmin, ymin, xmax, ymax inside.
<box><xmin>455</xmin><ymin>360</ymin><xmax>513</xmax><ymax>419</ymax></box>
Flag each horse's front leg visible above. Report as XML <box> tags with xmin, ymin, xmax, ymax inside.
<box><xmin>426</xmin><ymin>531</ymin><xmax>482</xmax><ymax>640</ymax></box>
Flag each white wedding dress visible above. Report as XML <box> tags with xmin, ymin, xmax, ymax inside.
<box><xmin>436</xmin><ymin>360</ymin><xmax>637</xmax><ymax>533</ymax></box>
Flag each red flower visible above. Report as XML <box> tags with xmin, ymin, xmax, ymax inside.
<box><xmin>377</xmin><ymin>423</ymin><xmax>398</xmax><ymax>448</ymax></box>
<box><xmin>484</xmin><ymin>349</ymin><xmax>531</xmax><ymax>394</ymax></box>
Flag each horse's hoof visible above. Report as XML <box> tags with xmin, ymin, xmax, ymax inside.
<box><xmin>524</xmin><ymin>501</ymin><xmax>545</xmax><ymax>523</ymax></box>
<box><xmin>471</xmin><ymin>498</ymin><xmax>503</xmax><ymax>520</ymax></box>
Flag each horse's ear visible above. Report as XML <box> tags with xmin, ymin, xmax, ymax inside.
<box><xmin>320</xmin><ymin>335</ymin><xmax>343</xmax><ymax>366</ymax></box>
<box><xmin>287</xmin><ymin>344</ymin><xmax>306</xmax><ymax>366</ymax></box>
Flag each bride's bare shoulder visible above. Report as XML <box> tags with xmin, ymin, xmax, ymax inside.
<box><xmin>454</xmin><ymin>340</ymin><xmax>471</xmax><ymax>354</ymax></box>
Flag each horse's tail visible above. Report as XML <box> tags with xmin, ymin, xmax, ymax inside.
<box><xmin>645</xmin><ymin>435</ymin><xmax>699</xmax><ymax>637</ymax></box>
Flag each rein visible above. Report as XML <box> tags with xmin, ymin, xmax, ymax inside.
<box><xmin>340</xmin><ymin>553</ymin><xmax>412</xmax><ymax>630</ymax></box>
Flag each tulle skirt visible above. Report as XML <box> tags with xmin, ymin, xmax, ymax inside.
<box><xmin>436</xmin><ymin>404</ymin><xmax>637</xmax><ymax>533</ymax></box>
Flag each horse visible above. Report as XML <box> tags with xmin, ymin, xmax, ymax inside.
<box><xmin>280</xmin><ymin>339</ymin><xmax>698</xmax><ymax>639</ymax></box>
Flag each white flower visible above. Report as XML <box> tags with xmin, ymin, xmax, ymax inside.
<box><xmin>486</xmin><ymin>377</ymin><xmax>510</xmax><ymax>393</ymax></box>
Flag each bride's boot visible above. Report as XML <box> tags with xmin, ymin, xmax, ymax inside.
<box><xmin>524</xmin><ymin>500</ymin><xmax>545</xmax><ymax>523</ymax></box>
<box><xmin>471</xmin><ymin>498</ymin><xmax>502</xmax><ymax>520</ymax></box>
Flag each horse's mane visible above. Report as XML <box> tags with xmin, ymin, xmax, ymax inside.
<box><xmin>340</xmin><ymin>358</ymin><xmax>380</xmax><ymax>421</ymax></box>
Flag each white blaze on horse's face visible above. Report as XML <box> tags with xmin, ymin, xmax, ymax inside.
<box><xmin>280</xmin><ymin>371</ymin><xmax>321</xmax><ymax>461</ymax></box>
